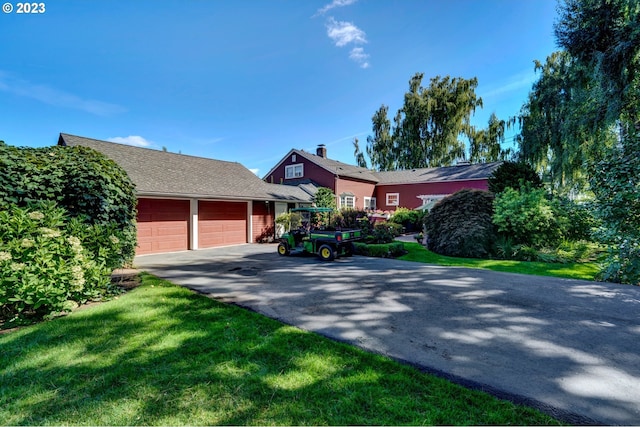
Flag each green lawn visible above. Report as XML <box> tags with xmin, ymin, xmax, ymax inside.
<box><xmin>1</xmin><ymin>273</ymin><xmax>561</xmax><ymax>426</ymax></box>
<box><xmin>399</xmin><ymin>241</ymin><xmax>600</xmax><ymax>281</ymax></box>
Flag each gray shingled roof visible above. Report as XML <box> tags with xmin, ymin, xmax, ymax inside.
<box><xmin>58</xmin><ymin>133</ymin><xmax>312</xmax><ymax>202</ymax></box>
<box><xmin>279</xmin><ymin>149</ymin><xmax>499</xmax><ymax>185</ymax></box>
<box><xmin>373</xmin><ymin>162</ymin><xmax>503</xmax><ymax>184</ymax></box>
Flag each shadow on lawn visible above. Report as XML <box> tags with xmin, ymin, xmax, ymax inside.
<box><xmin>0</xmin><ymin>278</ymin><xmax>555</xmax><ymax>426</ymax></box>
<box><xmin>134</xmin><ymin>245</ymin><xmax>640</xmax><ymax>425</ymax></box>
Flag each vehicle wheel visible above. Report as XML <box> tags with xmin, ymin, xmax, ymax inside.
<box><xmin>344</xmin><ymin>242</ymin><xmax>355</xmax><ymax>257</ymax></box>
<box><xmin>318</xmin><ymin>244</ymin><xmax>335</xmax><ymax>261</ymax></box>
<box><xmin>277</xmin><ymin>242</ymin><xmax>290</xmax><ymax>256</ymax></box>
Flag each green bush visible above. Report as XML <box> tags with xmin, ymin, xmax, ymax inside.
<box><xmin>365</xmin><ymin>222</ymin><xmax>403</xmax><ymax>244</ymax></box>
<box><xmin>389</xmin><ymin>207</ymin><xmax>424</xmax><ymax>232</ymax></box>
<box><xmin>492</xmin><ymin>186</ymin><xmax>561</xmax><ymax>248</ymax></box>
<box><xmin>0</xmin><ymin>143</ymin><xmax>137</xmax><ymax>267</ymax></box>
<box><xmin>425</xmin><ymin>189</ymin><xmax>496</xmax><ymax>258</ymax></box>
<box><xmin>598</xmin><ymin>237</ymin><xmax>640</xmax><ymax>285</ymax></box>
<box><xmin>354</xmin><ymin>242</ymin><xmax>405</xmax><ymax>258</ymax></box>
<box><xmin>552</xmin><ymin>197</ymin><xmax>598</xmax><ymax>241</ymax></box>
<box><xmin>0</xmin><ymin>202</ymin><xmax>112</xmax><ymax>324</ymax></box>
<box><xmin>275</xmin><ymin>212</ymin><xmax>302</xmax><ymax>232</ymax></box>
<box><xmin>331</xmin><ymin>208</ymin><xmax>368</xmax><ymax>229</ymax></box>
<box><xmin>488</xmin><ymin>161</ymin><xmax>543</xmax><ymax>194</ymax></box>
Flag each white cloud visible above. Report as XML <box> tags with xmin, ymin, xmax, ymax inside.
<box><xmin>315</xmin><ymin>0</ymin><xmax>358</xmax><ymax>16</ymax></box>
<box><xmin>349</xmin><ymin>47</ymin><xmax>370</xmax><ymax>68</ymax></box>
<box><xmin>249</xmin><ymin>168</ymin><xmax>260</xmax><ymax>176</ymax></box>
<box><xmin>326</xmin><ymin>17</ymin><xmax>367</xmax><ymax>46</ymax></box>
<box><xmin>107</xmin><ymin>136</ymin><xmax>153</xmax><ymax>147</ymax></box>
<box><xmin>0</xmin><ymin>70</ymin><xmax>125</xmax><ymax>116</ymax></box>
<box><xmin>324</xmin><ymin>18</ymin><xmax>371</xmax><ymax>68</ymax></box>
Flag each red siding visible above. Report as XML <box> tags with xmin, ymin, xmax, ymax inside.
<box><xmin>252</xmin><ymin>201</ymin><xmax>275</xmax><ymax>243</ymax></box>
<box><xmin>198</xmin><ymin>201</ymin><xmax>247</xmax><ymax>248</ymax></box>
<box><xmin>136</xmin><ymin>198</ymin><xmax>190</xmax><ymax>255</ymax></box>
<box><xmin>335</xmin><ymin>178</ymin><xmax>376</xmax><ymax>209</ymax></box>
<box><xmin>375</xmin><ymin>180</ymin><xmax>489</xmax><ymax>210</ymax></box>
<box><xmin>265</xmin><ymin>153</ymin><xmax>336</xmax><ymax>190</ymax></box>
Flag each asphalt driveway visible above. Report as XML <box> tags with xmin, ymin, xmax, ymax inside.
<box><xmin>135</xmin><ymin>244</ymin><xmax>640</xmax><ymax>425</ymax></box>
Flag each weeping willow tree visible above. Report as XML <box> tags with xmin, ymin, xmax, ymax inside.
<box><xmin>354</xmin><ymin>73</ymin><xmax>485</xmax><ymax>171</ymax></box>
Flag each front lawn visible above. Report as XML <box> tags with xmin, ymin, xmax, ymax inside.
<box><xmin>0</xmin><ymin>273</ymin><xmax>561</xmax><ymax>426</ymax></box>
<box><xmin>399</xmin><ymin>242</ymin><xmax>599</xmax><ymax>281</ymax></box>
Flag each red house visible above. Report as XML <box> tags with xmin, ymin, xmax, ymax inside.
<box><xmin>264</xmin><ymin>144</ymin><xmax>379</xmax><ymax>210</ymax></box>
<box><xmin>264</xmin><ymin>145</ymin><xmax>501</xmax><ymax>211</ymax></box>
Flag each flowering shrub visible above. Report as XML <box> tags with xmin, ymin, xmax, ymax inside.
<box><xmin>0</xmin><ymin>202</ymin><xmax>111</xmax><ymax>324</ymax></box>
<box><xmin>0</xmin><ymin>142</ymin><xmax>137</xmax><ymax>266</ymax></box>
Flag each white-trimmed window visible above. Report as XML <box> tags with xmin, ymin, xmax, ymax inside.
<box><xmin>364</xmin><ymin>197</ymin><xmax>376</xmax><ymax>210</ymax></box>
<box><xmin>285</xmin><ymin>163</ymin><xmax>304</xmax><ymax>179</ymax></box>
<box><xmin>386</xmin><ymin>193</ymin><xmax>399</xmax><ymax>206</ymax></box>
<box><xmin>340</xmin><ymin>194</ymin><xmax>355</xmax><ymax>209</ymax></box>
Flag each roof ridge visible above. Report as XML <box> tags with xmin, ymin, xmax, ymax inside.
<box><xmin>59</xmin><ymin>133</ymin><xmax>243</xmax><ymax>166</ymax></box>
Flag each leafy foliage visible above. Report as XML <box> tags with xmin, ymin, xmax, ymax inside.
<box><xmin>487</xmin><ymin>161</ymin><xmax>543</xmax><ymax>194</ymax></box>
<box><xmin>590</xmin><ymin>137</ymin><xmax>640</xmax><ymax>284</ymax></box>
<box><xmin>468</xmin><ymin>113</ymin><xmax>512</xmax><ymax>163</ymax></box>
<box><xmin>313</xmin><ymin>187</ymin><xmax>336</xmax><ymax>209</ymax></box>
<box><xmin>425</xmin><ymin>189</ymin><xmax>496</xmax><ymax>258</ymax></box>
<box><xmin>555</xmin><ymin>0</ymin><xmax>640</xmax><ymax>125</ymax></box>
<box><xmin>330</xmin><ymin>208</ymin><xmax>368</xmax><ymax>229</ymax></box>
<box><xmin>516</xmin><ymin>51</ymin><xmax>604</xmax><ymax>194</ymax></box>
<box><xmin>362</xmin><ymin>222</ymin><xmax>403</xmax><ymax>244</ymax></box>
<box><xmin>355</xmin><ymin>73</ymin><xmax>484</xmax><ymax>170</ymax></box>
<box><xmin>275</xmin><ymin>212</ymin><xmax>302</xmax><ymax>232</ymax></box>
<box><xmin>389</xmin><ymin>207</ymin><xmax>424</xmax><ymax>232</ymax></box>
<box><xmin>0</xmin><ymin>142</ymin><xmax>137</xmax><ymax>265</ymax></box>
<box><xmin>492</xmin><ymin>186</ymin><xmax>562</xmax><ymax>248</ymax></box>
<box><xmin>551</xmin><ymin>0</ymin><xmax>640</xmax><ymax>284</ymax></box>
<box><xmin>552</xmin><ymin>197</ymin><xmax>598</xmax><ymax>241</ymax></box>
<box><xmin>354</xmin><ymin>242</ymin><xmax>405</xmax><ymax>258</ymax></box>
<box><xmin>0</xmin><ymin>203</ymin><xmax>112</xmax><ymax>324</ymax></box>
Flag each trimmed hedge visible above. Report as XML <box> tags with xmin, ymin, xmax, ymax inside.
<box><xmin>354</xmin><ymin>242</ymin><xmax>405</xmax><ymax>258</ymax></box>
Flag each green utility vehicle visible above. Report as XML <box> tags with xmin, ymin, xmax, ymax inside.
<box><xmin>277</xmin><ymin>207</ymin><xmax>362</xmax><ymax>261</ymax></box>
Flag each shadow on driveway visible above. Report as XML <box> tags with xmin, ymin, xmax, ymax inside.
<box><xmin>135</xmin><ymin>244</ymin><xmax>640</xmax><ymax>425</ymax></box>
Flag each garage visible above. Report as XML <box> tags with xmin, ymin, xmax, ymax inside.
<box><xmin>137</xmin><ymin>198</ymin><xmax>190</xmax><ymax>255</ymax></box>
<box><xmin>198</xmin><ymin>201</ymin><xmax>248</xmax><ymax>248</ymax></box>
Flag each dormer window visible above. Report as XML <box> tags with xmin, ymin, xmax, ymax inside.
<box><xmin>292</xmin><ymin>154</ymin><xmax>296</xmax><ymax>162</ymax></box>
<box><xmin>285</xmin><ymin>163</ymin><xmax>304</xmax><ymax>179</ymax></box>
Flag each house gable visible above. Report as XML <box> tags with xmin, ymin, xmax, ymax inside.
<box><xmin>264</xmin><ymin>149</ymin><xmax>337</xmax><ymax>189</ymax></box>
<box><xmin>265</xmin><ymin>147</ymin><xmax>501</xmax><ymax>211</ymax></box>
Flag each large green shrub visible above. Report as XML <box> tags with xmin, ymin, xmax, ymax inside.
<box><xmin>331</xmin><ymin>208</ymin><xmax>368</xmax><ymax>229</ymax></box>
<box><xmin>492</xmin><ymin>186</ymin><xmax>561</xmax><ymax>247</ymax></box>
<box><xmin>0</xmin><ymin>202</ymin><xmax>112</xmax><ymax>324</ymax></box>
<box><xmin>389</xmin><ymin>207</ymin><xmax>424</xmax><ymax>232</ymax></box>
<box><xmin>425</xmin><ymin>189</ymin><xmax>496</xmax><ymax>258</ymax></box>
<box><xmin>365</xmin><ymin>222</ymin><xmax>402</xmax><ymax>244</ymax></box>
<box><xmin>488</xmin><ymin>161</ymin><xmax>543</xmax><ymax>194</ymax></box>
<box><xmin>0</xmin><ymin>142</ymin><xmax>137</xmax><ymax>266</ymax></box>
<box><xmin>552</xmin><ymin>197</ymin><xmax>598</xmax><ymax>242</ymax></box>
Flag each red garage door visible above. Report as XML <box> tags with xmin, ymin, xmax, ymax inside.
<box><xmin>198</xmin><ymin>201</ymin><xmax>247</xmax><ymax>248</ymax></box>
<box><xmin>137</xmin><ymin>198</ymin><xmax>190</xmax><ymax>255</ymax></box>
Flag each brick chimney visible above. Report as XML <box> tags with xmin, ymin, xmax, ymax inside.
<box><xmin>316</xmin><ymin>144</ymin><xmax>327</xmax><ymax>158</ymax></box>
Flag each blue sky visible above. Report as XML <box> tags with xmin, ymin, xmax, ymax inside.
<box><xmin>1</xmin><ymin>0</ymin><xmax>559</xmax><ymax>176</ymax></box>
